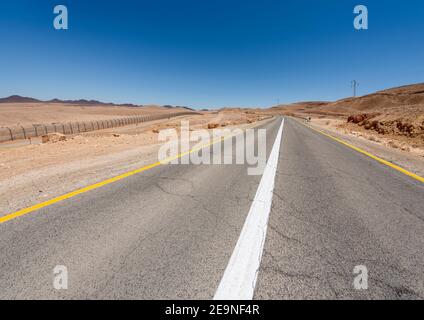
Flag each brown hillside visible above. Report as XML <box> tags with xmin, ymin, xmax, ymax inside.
<box><xmin>271</xmin><ymin>83</ymin><xmax>424</xmax><ymax>147</ymax></box>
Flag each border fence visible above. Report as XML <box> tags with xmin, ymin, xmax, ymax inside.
<box><xmin>0</xmin><ymin>111</ymin><xmax>196</xmax><ymax>143</ymax></box>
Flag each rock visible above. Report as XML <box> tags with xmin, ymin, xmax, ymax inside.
<box><xmin>41</xmin><ymin>135</ymin><xmax>50</xmax><ymax>143</ymax></box>
<box><xmin>208</xmin><ymin>123</ymin><xmax>219</xmax><ymax>129</ymax></box>
<box><xmin>41</xmin><ymin>133</ymin><xmax>67</xmax><ymax>143</ymax></box>
<box><xmin>51</xmin><ymin>133</ymin><xmax>66</xmax><ymax>142</ymax></box>
<box><xmin>113</xmin><ymin>134</ymin><xmax>120</xmax><ymax>137</ymax></box>
<box><xmin>348</xmin><ymin>113</ymin><xmax>380</xmax><ymax>124</ymax></box>
<box><xmin>348</xmin><ymin>114</ymin><xmax>367</xmax><ymax>124</ymax></box>
<box><xmin>388</xmin><ymin>141</ymin><xmax>399</xmax><ymax>149</ymax></box>
<box><xmin>152</xmin><ymin>129</ymin><xmax>160</xmax><ymax>134</ymax></box>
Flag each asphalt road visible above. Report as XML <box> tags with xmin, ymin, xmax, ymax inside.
<box><xmin>255</xmin><ymin>118</ymin><xmax>424</xmax><ymax>299</ymax></box>
<box><xmin>0</xmin><ymin>117</ymin><xmax>423</xmax><ymax>299</ymax></box>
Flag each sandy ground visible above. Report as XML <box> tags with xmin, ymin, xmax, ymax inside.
<box><xmin>305</xmin><ymin>117</ymin><xmax>424</xmax><ymax>177</ymax></box>
<box><xmin>0</xmin><ymin>111</ymin><xmax>272</xmax><ymax>216</ymax></box>
<box><xmin>270</xmin><ymin>83</ymin><xmax>424</xmax><ymax>150</ymax></box>
<box><xmin>267</xmin><ymin>83</ymin><xmax>424</xmax><ymax>178</ymax></box>
<box><xmin>0</xmin><ymin>102</ymin><xmax>187</xmax><ymax>127</ymax></box>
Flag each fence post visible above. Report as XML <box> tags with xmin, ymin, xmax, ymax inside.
<box><xmin>7</xmin><ymin>127</ymin><xmax>13</xmax><ymax>141</ymax></box>
<box><xmin>20</xmin><ymin>126</ymin><xmax>27</xmax><ymax>139</ymax></box>
<box><xmin>33</xmin><ymin>125</ymin><xmax>39</xmax><ymax>137</ymax></box>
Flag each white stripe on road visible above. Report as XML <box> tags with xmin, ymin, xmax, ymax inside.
<box><xmin>214</xmin><ymin>118</ymin><xmax>285</xmax><ymax>300</ymax></box>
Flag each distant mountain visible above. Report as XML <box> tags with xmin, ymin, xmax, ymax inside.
<box><xmin>163</xmin><ymin>105</ymin><xmax>196</xmax><ymax>111</ymax></box>
<box><xmin>0</xmin><ymin>95</ymin><xmax>42</xmax><ymax>103</ymax></box>
<box><xmin>0</xmin><ymin>95</ymin><xmax>197</xmax><ymax>111</ymax></box>
<box><xmin>0</xmin><ymin>95</ymin><xmax>142</xmax><ymax>108</ymax></box>
<box><xmin>47</xmin><ymin>98</ymin><xmax>142</xmax><ymax>107</ymax></box>
<box><xmin>176</xmin><ymin>106</ymin><xmax>195</xmax><ymax>111</ymax></box>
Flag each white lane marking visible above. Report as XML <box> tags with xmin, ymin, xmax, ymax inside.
<box><xmin>214</xmin><ymin>118</ymin><xmax>285</xmax><ymax>300</ymax></box>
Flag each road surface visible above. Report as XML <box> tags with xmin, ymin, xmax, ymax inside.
<box><xmin>0</xmin><ymin>117</ymin><xmax>423</xmax><ymax>299</ymax></box>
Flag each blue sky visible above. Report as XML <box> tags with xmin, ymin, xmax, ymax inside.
<box><xmin>0</xmin><ymin>0</ymin><xmax>423</xmax><ymax>109</ymax></box>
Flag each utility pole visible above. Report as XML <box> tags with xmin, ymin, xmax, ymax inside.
<box><xmin>351</xmin><ymin>80</ymin><xmax>359</xmax><ymax>97</ymax></box>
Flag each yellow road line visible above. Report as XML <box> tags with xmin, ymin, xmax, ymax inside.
<box><xmin>294</xmin><ymin>118</ymin><xmax>424</xmax><ymax>184</ymax></box>
<box><xmin>0</xmin><ymin>134</ymin><xmax>231</xmax><ymax>225</ymax></box>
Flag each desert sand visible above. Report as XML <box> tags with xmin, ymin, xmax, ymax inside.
<box><xmin>0</xmin><ymin>102</ymin><xmax>188</xmax><ymax>127</ymax></box>
<box><xmin>0</xmin><ymin>108</ymin><xmax>270</xmax><ymax>215</ymax></box>
<box><xmin>268</xmin><ymin>83</ymin><xmax>424</xmax><ymax>163</ymax></box>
